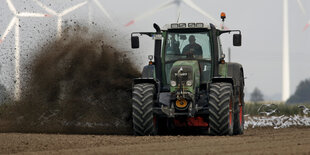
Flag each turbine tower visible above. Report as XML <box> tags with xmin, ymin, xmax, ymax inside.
<box><xmin>282</xmin><ymin>0</ymin><xmax>310</xmax><ymax>101</ymax></box>
<box><xmin>282</xmin><ymin>0</ymin><xmax>290</xmax><ymax>101</ymax></box>
<box><xmin>33</xmin><ymin>0</ymin><xmax>87</xmax><ymax>39</ymax></box>
<box><xmin>0</xmin><ymin>0</ymin><xmax>49</xmax><ymax>100</ymax></box>
<box><xmin>125</xmin><ymin>0</ymin><xmax>220</xmax><ymax>27</ymax></box>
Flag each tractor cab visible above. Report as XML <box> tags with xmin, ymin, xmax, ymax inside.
<box><xmin>162</xmin><ymin>24</ymin><xmax>213</xmax><ymax>90</ymax></box>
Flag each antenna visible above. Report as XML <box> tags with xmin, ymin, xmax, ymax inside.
<box><xmin>177</xmin><ymin>12</ymin><xmax>181</xmax><ymax>23</ymax></box>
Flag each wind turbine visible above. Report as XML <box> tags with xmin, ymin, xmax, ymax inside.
<box><xmin>125</xmin><ymin>0</ymin><xmax>219</xmax><ymax>27</ymax></box>
<box><xmin>282</xmin><ymin>0</ymin><xmax>309</xmax><ymax>101</ymax></box>
<box><xmin>87</xmin><ymin>0</ymin><xmax>112</xmax><ymax>25</ymax></box>
<box><xmin>0</xmin><ymin>0</ymin><xmax>49</xmax><ymax>100</ymax></box>
<box><xmin>32</xmin><ymin>0</ymin><xmax>88</xmax><ymax>39</ymax></box>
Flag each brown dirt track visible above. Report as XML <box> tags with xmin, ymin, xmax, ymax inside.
<box><xmin>0</xmin><ymin>128</ymin><xmax>309</xmax><ymax>154</ymax></box>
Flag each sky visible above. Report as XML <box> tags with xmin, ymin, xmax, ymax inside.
<box><xmin>0</xmin><ymin>0</ymin><xmax>309</xmax><ymax>101</ymax></box>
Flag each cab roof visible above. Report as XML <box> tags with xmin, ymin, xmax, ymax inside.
<box><xmin>162</xmin><ymin>23</ymin><xmax>214</xmax><ymax>30</ymax></box>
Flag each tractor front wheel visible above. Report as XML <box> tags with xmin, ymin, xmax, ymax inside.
<box><xmin>208</xmin><ymin>82</ymin><xmax>234</xmax><ymax>136</ymax></box>
<box><xmin>132</xmin><ymin>83</ymin><xmax>157</xmax><ymax>136</ymax></box>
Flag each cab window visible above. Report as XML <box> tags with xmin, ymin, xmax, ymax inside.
<box><xmin>165</xmin><ymin>32</ymin><xmax>211</xmax><ymax>62</ymax></box>
<box><xmin>164</xmin><ymin>32</ymin><xmax>212</xmax><ymax>85</ymax></box>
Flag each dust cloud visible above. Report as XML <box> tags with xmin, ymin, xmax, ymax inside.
<box><xmin>0</xmin><ymin>25</ymin><xmax>140</xmax><ymax>134</ymax></box>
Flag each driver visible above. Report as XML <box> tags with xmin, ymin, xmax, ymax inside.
<box><xmin>182</xmin><ymin>35</ymin><xmax>203</xmax><ymax>58</ymax></box>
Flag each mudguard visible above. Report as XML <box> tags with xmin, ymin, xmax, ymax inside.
<box><xmin>212</xmin><ymin>77</ymin><xmax>234</xmax><ymax>84</ymax></box>
<box><xmin>226</xmin><ymin>62</ymin><xmax>244</xmax><ymax>88</ymax></box>
<box><xmin>133</xmin><ymin>65</ymin><xmax>157</xmax><ymax>84</ymax></box>
<box><xmin>133</xmin><ymin>65</ymin><xmax>161</xmax><ymax>103</ymax></box>
<box><xmin>216</xmin><ymin>62</ymin><xmax>244</xmax><ymax>95</ymax></box>
<box><xmin>141</xmin><ymin>65</ymin><xmax>155</xmax><ymax>79</ymax></box>
<box><xmin>133</xmin><ymin>65</ymin><xmax>158</xmax><ymax>86</ymax></box>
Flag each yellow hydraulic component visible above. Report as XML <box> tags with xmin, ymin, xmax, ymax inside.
<box><xmin>176</xmin><ymin>99</ymin><xmax>188</xmax><ymax>108</ymax></box>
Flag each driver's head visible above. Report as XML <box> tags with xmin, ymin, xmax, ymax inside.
<box><xmin>189</xmin><ymin>35</ymin><xmax>196</xmax><ymax>44</ymax></box>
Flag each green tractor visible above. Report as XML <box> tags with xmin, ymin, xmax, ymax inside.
<box><xmin>131</xmin><ymin>14</ymin><xmax>245</xmax><ymax>136</ymax></box>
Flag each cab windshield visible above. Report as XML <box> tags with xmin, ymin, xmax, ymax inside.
<box><xmin>165</xmin><ymin>32</ymin><xmax>211</xmax><ymax>62</ymax></box>
<box><xmin>164</xmin><ymin>31</ymin><xmax>212</xmax><ymax>85</ymax></box>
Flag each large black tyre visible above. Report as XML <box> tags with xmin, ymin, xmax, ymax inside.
<box><xmin>233</xmin><ymin>89</ymin><xmax>244</xmax><ymax>135</ymax></box>
<box><xmin>208</xmin><ymin>83</ymin><xmax>234</xmax><ymax>136</ymax></box>
<box><xmin>132</xmin><ymin>83</ymin><xmax>157</xmax><ymax>136</ymax></box>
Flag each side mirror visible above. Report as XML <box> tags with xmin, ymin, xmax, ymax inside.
<box><xmin>233</xmin><ymin>34</ymin><xmax>242</xmax><ymax>46</ymax></box>
<box><xmin>131</xmin><ymin>36</ymin><xmax>139</xmax><ymax>48</ymax></box>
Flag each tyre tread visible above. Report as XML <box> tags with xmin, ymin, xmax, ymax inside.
<box><xmin>132</xmin><ymin>83</ymin><xmax>156</xmax><ymax>136</ymax></box>
<box><xmin>208</xmin><ymin>82</ymin><xmax>234</xmax><ymax>136</ymax></box>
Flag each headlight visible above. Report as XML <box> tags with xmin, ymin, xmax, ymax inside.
<box><xmin>186</xmin><ymin>80</ymin><xmax>193</xmax><ymax>86</ymax></box>
<box><xmin>170</xmin><ymin>81</ymin><xmax>177</xmax><ymax>87</ymax></box>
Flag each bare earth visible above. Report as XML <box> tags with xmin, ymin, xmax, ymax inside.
<box><xmin>0</xmin><ymin>128</ymin><xmax>309</xmax><ymax>155</ymax></box>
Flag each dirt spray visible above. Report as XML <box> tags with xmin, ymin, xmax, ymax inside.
<box><xmin>0</xmin><ymin>26</ymin><xmax>140</xmax><ymax>134</ymax></box>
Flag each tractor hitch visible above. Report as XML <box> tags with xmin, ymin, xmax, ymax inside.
<box><xmin>160</xmin><ymin>102</ymin><xmax>204</xmax><ymax>117</ymax></box>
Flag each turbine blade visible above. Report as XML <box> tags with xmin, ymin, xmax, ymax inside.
<box><xmin>296</xmin><ymin>0</ymin><xmax>309</xmax><ymax>31</ymax></box>
<box><xmin>296</xmin><ymin>0</ymin><xmax>307</xmax><ymax>15</ymax></box>
<box><xmin>17</xmin><ymin>12</ymin><xmax>49</xmax><ymax>17</ymax></box>
<box><xmin>32</xmin><ymin>0</ymin><xmax>57</xmax><ymax>15</ymax></box>
<box><xmin>304</xmin><ymin>21</ymin><xmax>310</xmax><ymax>31</ymax></box>
<box><xmin>57</xmin><ymin>17</ymin><xmax>62</xmax><ymax>39</ymax></box>
<box><xmin>125</xmin><ymin>20</ymin><xmax>135</xmax><ymax>27</ymax></box>
<box><xmin>93</xmin><ymin>0</ymin><xmax>112</xmax><ymax>20</ymax></box>
<box><xmin>6</xmin><ymin>0</ymin><xmax>17</xmax><ymax>15</ymax></box>
<box><xmin>0</xmin><ymin>17</ymin><xmax>17</xmax><ymax>43</ymax></box>
<box><xmin>182</xmin><ymin>0</ymin><xmax>219</xmax><ymax>25</ymax></box>
<box><xmin>125</xmin><ymin>0</ymin><xmax>175</xmax><ymax>26</ymax></box>
<box><xmin>60</xmin><ymin>1</ymin><xmax>88</xmax><ymax>16</ymax></box>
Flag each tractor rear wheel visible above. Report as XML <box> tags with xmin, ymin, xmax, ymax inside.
<box><xmin>208</xmin><ymin>83</ymin><xmax>234</xmax><ymax>136</ymax></box>
<box><xmin>132</xmin><ymin>83</ymin><xmax>157</xmax><ymax>136</ymax></box>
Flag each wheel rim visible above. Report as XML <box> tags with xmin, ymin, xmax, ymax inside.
<box><xmin>239</xmin><ymin>94</ymin><xmax>243</xmax><ymax>126</ymax></box>
<box><xmin>239</xmin><ymin>105</ymin><xmax>243</xmax><ymax>126</ymax></box>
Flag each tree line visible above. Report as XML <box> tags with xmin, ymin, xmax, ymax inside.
<box><xmin>250</xmin><ymin>78</ymin><xmax>310</xmax><ymax>104</ymax></box>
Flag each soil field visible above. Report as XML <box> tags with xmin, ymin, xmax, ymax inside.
<box><xmin>0</xmin><ymin>128</ymin><xmax>309</xmax><ymax>154</ymax></box>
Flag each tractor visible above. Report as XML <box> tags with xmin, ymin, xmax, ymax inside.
<box><xmin>130</xmin><ymin>13</ymin><xmax>245</xmax><ymax>136</ymax></box>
